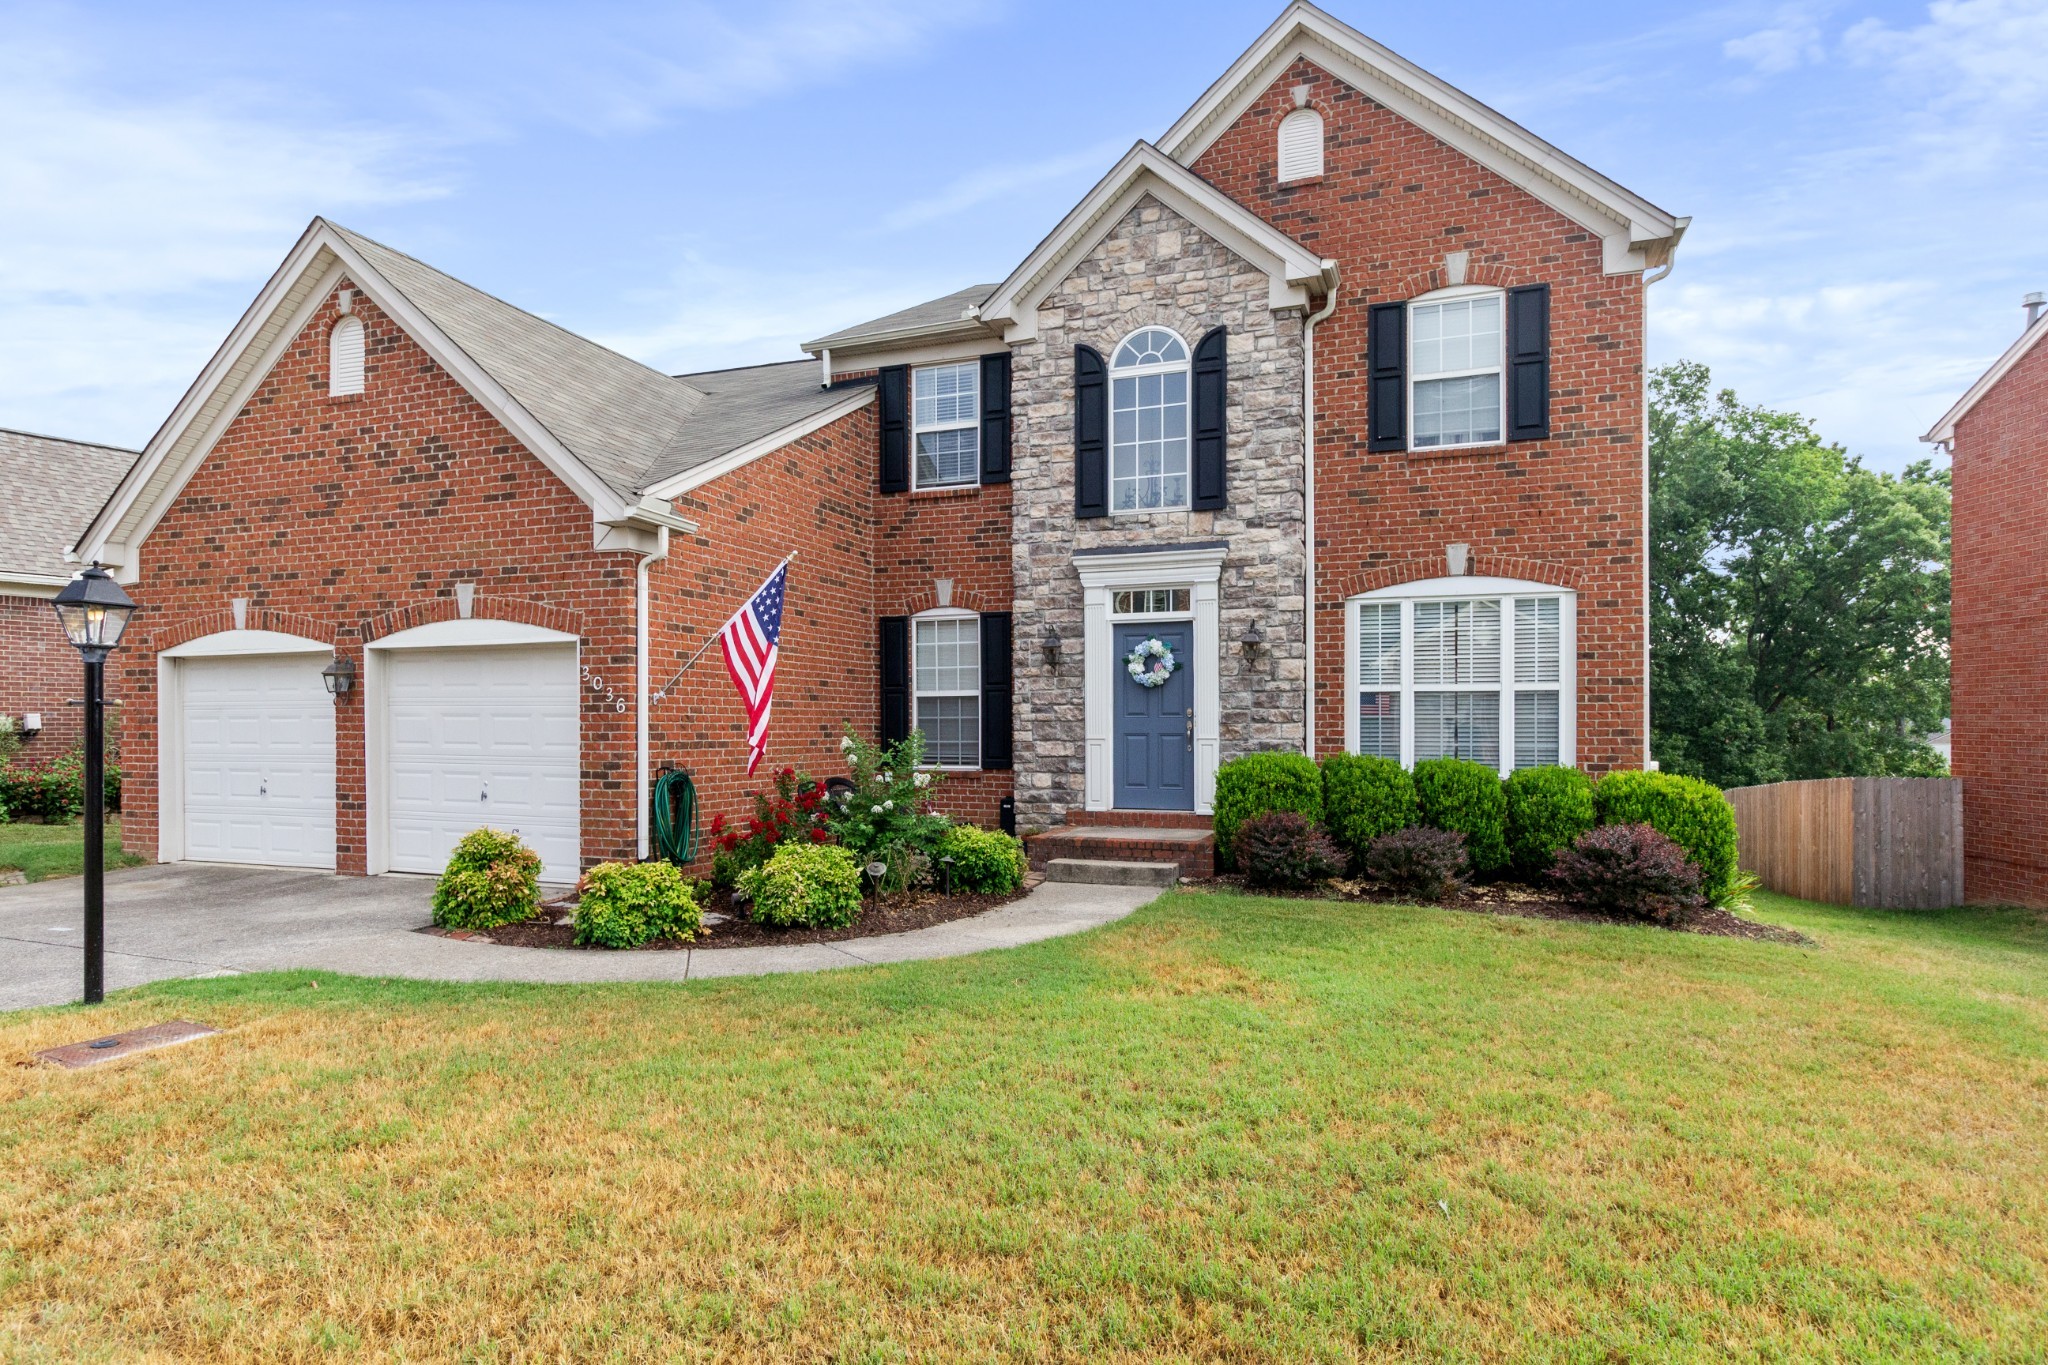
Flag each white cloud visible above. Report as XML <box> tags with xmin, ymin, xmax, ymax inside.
<box><xmin>1843</xmin><ymin>0</ymin><xmax>2048</xmax><ymax>113</ymax></box>
<box><xmin>880</xmin><ymin>141</ymin><xmax>1124</xmax><ymax>232</ymax></box>
<box><xmin>1724</xmin><ymin>7</ymin><xmax>1831</xmax><ymax>74</ymax></box>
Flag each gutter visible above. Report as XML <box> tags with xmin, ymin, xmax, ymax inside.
<box><xmin>1301</xmin><ymin>269</ymin><xmax>1341</xmax><ymax>760</ymax></box>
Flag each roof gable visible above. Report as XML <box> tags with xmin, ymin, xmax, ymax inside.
<box><xmin>1162</xmin><ymin>2</ymin><xmax>1685</xmax><ymax>275</ymax></box>
<box><xmin>979</xmin><ymin>142</ymin><xmax>1336</xmax><ymax>343</ymax></box>
<box><xmin>0</xmin><ymin>429</ymin><xmax>137</xmax><ymax>589</ymax></box>
<box><xmin>1923</xmin><ymin>314</ymin><xmax>2048</xmax><ymax>445</ymax></box>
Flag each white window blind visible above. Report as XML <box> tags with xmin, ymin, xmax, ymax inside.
<box><xmin>1277</xmin><ymin>108</ymin><xmax>1324</xmax><ymax>182</ymax></box>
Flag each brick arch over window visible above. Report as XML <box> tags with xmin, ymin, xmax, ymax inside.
<box><xmin>1325</xmin><ymin>553</ymin><xmax>1584</xmax><ymax>607</ymax></box>
<box><xmin>358</xmin><ymin>596</ymin><xmax>585</xmax><ymax>644</ymax></box>
<box><xmin>1379</xmin><ymin>260</ymin><xmax>1519</xmax><ymax>304</ymax></box>
<box><xmin>880</xmin><ymin>582</ymin><xmax>998</xmax><ymax>619</ymax></box>
<box><xmin>144</xmin><ymin>607</ymin><xmax>336</xmax><ymax>653</ymax></box>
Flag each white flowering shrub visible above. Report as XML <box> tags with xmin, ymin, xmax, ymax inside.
<box><xmin>825</xmin><ymin>725</ymin><xmax>951</xmax><ymax>892</ymax></box>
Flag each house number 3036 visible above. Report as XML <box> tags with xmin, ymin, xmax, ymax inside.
<box><xmin>580</xmin><ymin>664</ymin><xmax>629</xmax><ymax>714</ymax></box>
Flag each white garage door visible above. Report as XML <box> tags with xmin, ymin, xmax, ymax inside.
<box><xmin>181</xmin><ymin>653</ymin><xmax>337</xmax><ymax>868</ymax></box>
<box><xmin>384</xmin><ymin>644</ymin><xmax>580</xmax><ymax>883</ymax></box>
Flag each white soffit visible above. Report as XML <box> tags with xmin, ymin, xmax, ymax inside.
<box><xmin>77</xmin><ymin>219</ymin><xmax>632</xmax><ymax>578</ymax></box>
<box><xmin>981</xmin><ymin>142</ymin><xmax>1337</xmax><ymax>342</ymax></box>
<box><xmin>1922</xmin><ymin>314</ymin><xmax>2048</xmax><ymax>445</ymax></box>
<box><xmin>1158</xmin><ymin>2</ymin><xmax>1686</xmax><ymax>275</ymax></box>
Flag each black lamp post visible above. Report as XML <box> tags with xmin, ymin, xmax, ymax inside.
<box><xmin>50</xmin><ymin>564</ymin><xmax>136</xmax><ymax>1005</ymax></box>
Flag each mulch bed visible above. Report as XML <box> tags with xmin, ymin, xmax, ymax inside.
<box><xmin>1192</xmin><ymin>875</ymin><xmax>1813</xmax><ymax>945</ymax></box>
<box><xmin>421</xmin><ymin>879</ymin><xmax>1037</xmax><ymax>952</ymax></box>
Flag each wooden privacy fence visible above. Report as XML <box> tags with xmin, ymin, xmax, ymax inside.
<box><xmin>1724</xmin><ymin>778</ymin><xmax>1963</xmax><ymax>909</ymax></box>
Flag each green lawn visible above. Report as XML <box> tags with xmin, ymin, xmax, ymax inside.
<box><xmin>2</xmin><ymin>890</ymin><xmax>2045</xmax><ymax>1361</ymax></box>
<box><xmin>0</xmin><ymin>816</ymin><xmax>143</xmax><ymax>882</ymax></box>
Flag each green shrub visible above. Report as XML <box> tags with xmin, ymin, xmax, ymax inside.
<box><xmin>1413</xmin><ymin>758</ymin><xmax>1508</xmax><ymax>873</ymax></box>
<box><xmin>1593</xmin><ymin>770</ymin><xmax>1740</xmax><ymax>905</ymax></box>
<box><xmin>573</xmin><ymin>861</ymin><xmax>702</xmax><ymax>948</ymax></box>
<box><xmin>824</xmin><ymin>727</ymin><xmax>951</xmax><ymax>866</ymax></box>
<box><xmin>1319</xmin><ymin>752</ymin><xmax>1417</xmax><ymax>862</ymax></box>
<box><xmin>0</xmin><ymin>753</ymin><xmax>85</xmax><ymax>824</ymax></box>
<box><xmin>1212</xmin><ymin>752</ymin><xmax>1323</xmax><ymax>865</ymax></box>
<box><xmin>738</xmin><ymin>842</ymin><xmax>863</xmax><ymax>929</ymax></box>
<box><xmin>431</xmin><ymin>828</ymin><xmax>542</xmax><ymax>931</ymax></box>
<box><xmin>1503</xmin><ymin>766</ymin><xmax>1596</xmax><ymax>874</ymax></box>
<box><xmin>1235</xmin><ymin>811</ymin><xmax>1345</xmax><ymax>889</ymax></box>
<box><xmin>933</xmin><ymin>824</ymin><xmax>1027</xmax><ymax>894</ymax></box>
<box><xmin>0</xmin><ymin>716</ymin><xmax>20</xmax><ymax>770</ymax></box>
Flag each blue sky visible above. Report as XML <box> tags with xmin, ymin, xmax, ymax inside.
<box><xmin>2</xmin><ymin>0</ymin><xmax>2042</xmax><ymax>472</ymax></box>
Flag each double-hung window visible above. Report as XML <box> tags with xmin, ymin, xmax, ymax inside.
<box><xmin>1410</xmin><ymin>288</ymin><xmax>1502</xmax><ymax>450</ymax></box>
<box><xmin>1109</xmin><ymin>327</ymin><xmax>1190</xmax><ymax>512</ymax></box>
<box><xmin>1346</xmin><ymin>578</ymin><xmax>1573</xmax><ymax>776</ymax></box>
<box><xmin>913</xmin><ymin>613</ymin><xmax>980</xmax><ymax>767</ymax></box>
<box><xmin>912</xmin><ymin>362</ymin><xmax>979</xmax><ymax>489</ymax></box>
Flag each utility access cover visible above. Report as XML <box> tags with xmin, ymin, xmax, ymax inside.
<box><xmin>35</xmin><ymin>1020</ymin><xmax>220</xmax><ymax>1070</ymax></box>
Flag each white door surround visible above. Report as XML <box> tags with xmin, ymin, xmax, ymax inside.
<box><xmin>364</xmin><ymin>618</ymin><xmax>582</xmax><ymax>884</ymax></box>
<box><xmin>1075</xmin><ymin>542</ymin><xmax>1226</xmax><ymax>814</ymax></box>
<box><xmin>157</xmin><ymin>630</ymin><xmax>338</xmax><ymax>867</ymax></box>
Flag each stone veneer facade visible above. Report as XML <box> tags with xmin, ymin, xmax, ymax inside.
<box><xmin>1009</xmin><ymin>197</ymin><xmax>1308</xmax><ymax>827</ymax></box>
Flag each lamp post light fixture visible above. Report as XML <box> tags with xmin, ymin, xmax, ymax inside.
<box><xmin>50</xmin><ymin>563</ymin><xmax>136</xmax><ymax>1006</ymax></box>
<box><xmin>321</xmin><ymin>655</ymin><xmax>357</xmax><ymax>696</ymax></box>
<box><xmin>1039</xmin><ymin>626</ymin><xmax>1063</xmax><ymax>669</ymax></box>
<box><xmin>1238</xmin><ymin>620</ymin><xmax>1266</xmax><ymax>664</ymax></box>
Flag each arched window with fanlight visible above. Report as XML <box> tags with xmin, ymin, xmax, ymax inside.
<box><xmin>1109</xmin><ymin>326</ymin><xmax>1190</xmax><ymax>513</ymax></box>
<box><xmin>329</xmin><ymin>315</ymin><xmax>365</xmax><ymax>397</ymax></box>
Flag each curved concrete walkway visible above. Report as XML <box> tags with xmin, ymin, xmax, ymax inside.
<box><xmin>0</xmin><ymin>862</ymin><xmax>1159</xmax><ymax>1010</ymax></box>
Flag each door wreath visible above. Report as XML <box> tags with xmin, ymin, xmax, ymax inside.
<box><xmin>1124</xmin><ymin>637</ymin><xmax>1178</xmax><ymax>688</ymax></box>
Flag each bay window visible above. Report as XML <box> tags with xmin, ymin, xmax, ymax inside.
<box><xmin>1345</xmin><ymin>578</ymin><xmax>1574</xmax><ymax>775</ymax></box>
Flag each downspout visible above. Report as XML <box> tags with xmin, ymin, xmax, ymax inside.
<box><xmin>1640</xmin><ymin>257</ymin><xmax>1674</xmax><ymax>770</ymax></box>
<box><xmin>1302</xmin><ymin>276</ymin><xmax>1341</xmax><ymax>760</ymax></box>
<box><xmin>635</xmin><ymin>533</ymin><xmax>665</xmax><ymax>860</ymax></box>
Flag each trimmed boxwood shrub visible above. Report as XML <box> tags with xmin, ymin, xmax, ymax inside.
<box><xmin>739</xmin><ymin>842</ymin><xmax>863</xmax><ymax>929</ymax></box>
<box><xmin>1412</xmin><ymin>758</ymin><xmax>1508</xmax><ymax>872</ymax></box>
<box><xmin>574</xmin><ymin>861</ymin><xmax>702</xmax><ymax>948</ymax></box>
<box><xmin>933</xmin><ymin>824</ymin><xmax>1027</xmax><ymax>895</ymax></box>
<box><xmin>1319</xmin><ymin>752</ymin><xmax>1417</xmax><ymax>862</ymax></box>
<box><xmin>1235</xmin><ymin>811</ymin><xmax>1345</xmax><ymax>889</ymax></box>
<box><xmin>432</xmin><ymin>828</ymin><xmax>541</xmax><ymax>931</ymax></box>
<box><xmin>1363</xmin><ymin>826</ymin><xmax>1471</xmax><ymax>900</ymax></box>
<box><xmin>1504</xmin><ymin>765</ymin><xmax>1596</xmax><ymax>874</ymax></box>
<box><xmin>1551</xmin><ymin>823</ymin><xmax>1704</xmax><ymax>922</ymax></box>
<box><xmin>1212</xmin><ymin>752</ymin><xmax>1323</xmax><ymax>866</ymax></box>
<box><xmin>1593</xmin><ymin>770</ymin><xmax>1740</xmax><ymax>905</ymax></box>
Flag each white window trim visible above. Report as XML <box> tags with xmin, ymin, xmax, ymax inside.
<box><xmin>1277</xmin><ymin>106</ymin><xmax>1325</xmax><ymax>182</ymax></box>
<box><xmin>1343</xmin><ymin>575</ymin><xmax>1576</xmax><ymax>776</ymax></box>
<box><xmin>910</xmin><ymin>361</ymin><xmax>980</xmax><ymax>492</ymax></box>
<box><xmin>1407</xmin><ymin>284</ymin><xmax>1504</xmax><ymax>454</ymax></box>
<box><xmin>1107</xmin><ymin>325</ymin><xmax>1193</xmax><ymax>516</ymax></box>
<box><xmin>1107</xmin><ymin>586</ymin><xmax>1195</xmax><ymax>621</ymax></box>
<box><xmin>910</xmin><ymin>607</ymin><xmax>982</xmax><ymax>771</ymax></box>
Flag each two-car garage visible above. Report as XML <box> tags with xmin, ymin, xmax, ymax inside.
<box><xmin>160</xmin><ymin>621</ymin><xmax>582</xmax><ymax>884</ymax></box>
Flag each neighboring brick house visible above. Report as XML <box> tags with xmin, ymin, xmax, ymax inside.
<box><xmin>74</xmin><ymin>1</ymin><xmax>1684</xmax><ymax>882</ymax></box>
<box><xmin>1923</xmin><ymin>296</ymin><xmax>2048</xmax><ymax>907</ymax></box>
<box><xmin>1</xmin><ymin>429</ymin><xmax>138</xmax><ymax>757</ymax></box>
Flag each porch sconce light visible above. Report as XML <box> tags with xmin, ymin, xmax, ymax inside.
<box><xmin>1238</xmin><ymin>620</ymin><xmax>1266</xmax><ymax>663</ymax></box>
<box><xmin>1039</xmin><ymin>626</ymin><xmax>1064</xmax><ymax>668</ymax></box>
<box><xmin>321</xmin><ymin>655</ymin><xmax>357</xmax><ymax>697</ymax></box>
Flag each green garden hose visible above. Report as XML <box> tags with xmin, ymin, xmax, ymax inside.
<box><xmin>651</xmin><ymin>768</ymin><xmax>699</xmax><ymax>867</ymax></box>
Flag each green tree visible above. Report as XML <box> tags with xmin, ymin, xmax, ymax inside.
<box><xmin>1650</xmin><ymin>362</ymin><xmax>1949</xmax><ymax>788</ymax></box>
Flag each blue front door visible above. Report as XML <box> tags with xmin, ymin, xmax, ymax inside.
<box><xmin>1113</xmin><ymin>622</ymin><xmax>1194</xmax><ymax>810</ymax></box>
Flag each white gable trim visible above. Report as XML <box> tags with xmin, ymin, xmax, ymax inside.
<box><xmin>77</xmin><ymin>219</ymin><xmax>634</xmax><ymax>579</ymax></box>
<box><xmin>979</xmin><ymin>142</ymin><xmax>1338</xmax><ymax>344</ymax></box>
<box><xmin>1923</xmin><ymin>314</ymin><xmax>2048</xmax><ymax>446</ymax></box>
<box><xmin>641</xmin><ymin>385</ymin><xmax>877</xmax><ymax>501</ymax></box>
<box><xmin>1158</xmin><ymin>2</ymin><xmax>1686</xmax><ymax>276</ymax></box>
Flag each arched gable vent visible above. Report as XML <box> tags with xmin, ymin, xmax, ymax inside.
<box><xmin>329</xmin><ymin>315</ymin><xmax>365</xmax><ymax>396</ymax></box>
<box><xmin>1277</xmin><ymin>107</ymin><xmax>1324</xmax><ymax>183</ymax></box>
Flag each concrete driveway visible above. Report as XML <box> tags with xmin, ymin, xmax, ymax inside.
<box><xmin>0</xmin><ymin>863</ymin><xmax>1155</xmax><ymax>1010</ymax></box>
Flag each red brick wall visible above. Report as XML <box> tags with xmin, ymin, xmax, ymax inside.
<box><xmin>1950</xmin><ymin>332</ymin><xmax>2048</xmax><ymax>906</ymax></box>
<box><xmin>1192</xmin><ymin>59</ymin><xmax>1650</xmax><ymax>773</ymax></box>
<box><xmin>0</xmin><ymin>593</ymin><xmax>109</xmax><ymax>760</ymax></box>
<box><xmin>117</xmin><ymin>281</ymin><xmax>643</xmax><ymax>872</ymax></box>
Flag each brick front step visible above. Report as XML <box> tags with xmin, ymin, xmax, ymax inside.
<box><xmin>1045</xmin><ymin>858</ymin><xmax>1180</xmax><ymax>887</ymax></box>
<box><xmin>1025</xmin><ymin>824</ymin><xmax>1215</xmax><ymax>881</ymax></box>
<box><xmin>1055</xmin><ymin>809</ymin><xmax>1214</xmax><ymax>831</ymax></box>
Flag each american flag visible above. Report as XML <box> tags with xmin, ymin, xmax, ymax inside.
<box><xmin>719</xmin><ymin>560</ymin><xmax>788</xmax><ymax>775</ymax></box>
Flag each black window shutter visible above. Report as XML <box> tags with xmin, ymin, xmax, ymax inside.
<box><xmin>1074</xmin><ymin>344</ymin><xmax>1108</xmax><ymax>518</ymax></box>
<box><xmin>879</xmin><ymin>365</ymin><xmax>909</xmax><ymax>493</ymax></box>
<box><xmin>1191</xmin><ymin>326</ymin><xmax>1228</xmax><ymax>510</ymax></box>
<box><xmin>979</xmin><ymin>352</ymin><xmax>1011</xmax><ymax>485</ymax></box>
<box><xmin>879</xmin><ymin>616</ymin><xmax>909</xmax><ymax>744</ymax></box>
<box><xmin>1507</xmin><ymin>284</ymin><xmax>1551</xmax><ymax>442</ymax></box>
<box><xmin>1367</xmin><ymin>302</ymin><xmax>1406</xmax><ymax>452</ymax></box>
<box><xmin>979</xmin><ymin>612</ymin><xmax>1013</xmax><ymax>770</ymax></box>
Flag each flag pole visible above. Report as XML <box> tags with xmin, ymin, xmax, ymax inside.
<box><xmin>652</xmin><ymin>553</ymin><xmax>795</xmax><ymax>703</ymax></box>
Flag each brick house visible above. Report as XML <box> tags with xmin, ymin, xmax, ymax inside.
<box><xmin>1</xmin><ymin>429</ymin><xmax>137</xmax><ymax>757</ymax></box>
<box><xmin>72</xmin><ymin>2</ymin><xmax>1684</xmax><ymax>882</ymax></box>
<box><xmin>1923</xmin><ymin>295</ymin><xmax>2048</xmax><ymax>907</ymax></box>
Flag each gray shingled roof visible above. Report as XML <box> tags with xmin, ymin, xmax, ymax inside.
<box><xmin>0</xmin><ymin>429</ymin><xmax>138</xmax><ymax>582</ymax></box>
<box><xmin>330</xmin><ymin>223</ymin><xmax>867</xmax><ymax>497</ymax></box>
<box><xmin>805</xmin><ymin>284</ymin><xmax>997</xmax><ymax>352</ymax></box>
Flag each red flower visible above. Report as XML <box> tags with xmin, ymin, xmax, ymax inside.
<box><xmin>808</xmin><ymin>827</ymin><xmax>831</xmax><ymax>843</ymax></box>
<box><xmin>709</xmin><ymin>813</ymin><xmax>726</xmax><ymax>836</ymax></box>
